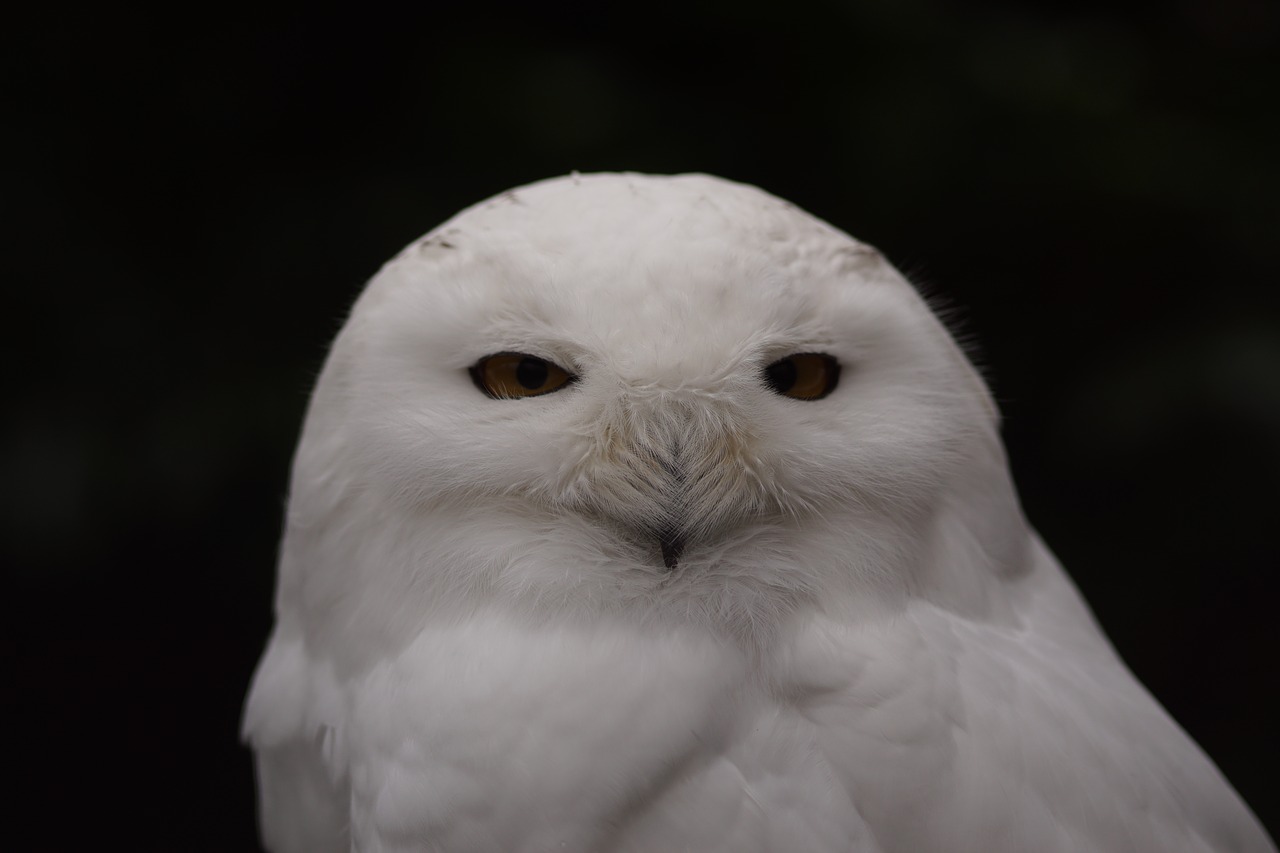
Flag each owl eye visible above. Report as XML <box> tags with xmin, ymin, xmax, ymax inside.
<box><xmin>470</xmin><ymin>353</ymin><xmax>576</xmax><ymax>399</ymax></box>
<box><xmin>763</xmin><ymin>353</ymin><xmax>840</xmax><ymax>400</ymax></box>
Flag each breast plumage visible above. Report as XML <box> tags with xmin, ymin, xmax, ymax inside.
<box><xmin>244</xmin><ymin>173</ymin><xmax>1274</xmax><ymax>853</ymax></box>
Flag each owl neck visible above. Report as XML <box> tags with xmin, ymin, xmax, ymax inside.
<box><xmin>277</xmin><ymin>437</ymin><xmax>1032</xmax><ymax>677</ymax></box>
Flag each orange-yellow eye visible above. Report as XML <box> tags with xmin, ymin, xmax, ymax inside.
<box><xmin>763</xmin><ymin>353</ymin><xmax>840</xmax><ymax>400</ymax></box>
<box><xmin>470</xmin><ymin>353</ymin><xmax>576</xmax><ymax>399</ymax></box>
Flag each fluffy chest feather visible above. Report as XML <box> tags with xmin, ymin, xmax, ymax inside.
<box><xmin>339</xmin><ymin>610</ymin><xmax>871</xmax><ymax>852</ymax></box>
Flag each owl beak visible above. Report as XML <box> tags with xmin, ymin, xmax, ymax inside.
<box><xmin>659</xmin><ymin>528</ymin><xmax>685</xmax><ymax>570</ymax></box>
<box><xmin>656</xmin><ymin>450</ymin><xmax>687</xmax><ymax>570</ymax></box>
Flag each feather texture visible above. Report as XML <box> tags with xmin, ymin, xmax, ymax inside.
<box><xmin>244</xmin><ymin>173</ymin><xmax>1274</xmax><ymax>852</ymax></box>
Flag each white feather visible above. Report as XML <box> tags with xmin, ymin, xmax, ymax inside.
<box><xmin>243</xmin><ymin>173</ymin><xmax>1274</xmax><ymax>852</ymax></box>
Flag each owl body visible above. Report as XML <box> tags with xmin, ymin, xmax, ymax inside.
<box><xmin>245</xmin><ymin>174</ymin><xmax>1273</xmax><ymax>852</ymax></box>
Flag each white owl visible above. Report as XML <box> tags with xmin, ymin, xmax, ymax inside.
<box><xmin>243</xmin><ymin>173</ymin><xmax>1274</xmax><ymax>852</ymax></box>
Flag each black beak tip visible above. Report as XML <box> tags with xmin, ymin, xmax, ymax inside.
<box><xmin>659</xmin><ymin>534</ymin><xmax>684</xmax><ymax>570</ymax></box>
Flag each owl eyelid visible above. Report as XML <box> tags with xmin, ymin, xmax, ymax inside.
<box><xmin>469</xmin><ymin>352</ymin><xmax>578</xmax><ymax>400</ymax></box>
<box><xmin>762</xmin><ymin>352</ymin><xmax>841</xmax><ymax>401</ymax></box>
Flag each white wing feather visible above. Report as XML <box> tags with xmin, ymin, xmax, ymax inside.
<box><xmin>243</xmin><ymin>172</ymin><xmax>1274</xmax><ymax>852</ymax></box>
<box><xmin>246</xmin><ymin>535</ymin><xmax>1271</xmax><ymax>851</ymax></box>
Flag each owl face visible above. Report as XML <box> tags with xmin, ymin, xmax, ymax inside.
<box><xmin>313</xmin><ymin>175</ymin><xmax>992</xmax><ymax>591</ymax></box>
<box><xmin>285</xmin><ymin>173</ymin><xmax>1019</xmax><ymax>651</ymax></box>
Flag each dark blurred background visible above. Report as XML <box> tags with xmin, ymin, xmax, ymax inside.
<box><xmin>7</xmin><ymin>0</ymin><xmax>1278</xmax><ymax>848</ymax></box>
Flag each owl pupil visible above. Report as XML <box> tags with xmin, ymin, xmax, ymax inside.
<box><xmin>516</xmin><ymin>357</ymin><xmax>549</xmax><ymax>389</ymax></box>
<box><xmin>765</xmin><ymin>359</ymin><xmax>797</xmax><ymax>394</ymax></box>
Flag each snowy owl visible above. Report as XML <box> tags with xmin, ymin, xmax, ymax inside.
<box><xmin>243</xmin><ymin>173</ymin><xmax>1273</xmax><ymax>853</ymax></box>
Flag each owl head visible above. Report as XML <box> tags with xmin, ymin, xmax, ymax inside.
<box><xmin>281</xmin><ymin>174</ymin><xmax>1029</xmax><ymax>656</ymax></box>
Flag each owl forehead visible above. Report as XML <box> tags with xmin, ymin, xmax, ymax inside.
<box><xmin>478</xmin><ymin>215</ymin><xmax>810</xmax><ymax>325</ymax></box>
<box><xmin>421</xmin><ymin>176</ymin><xmax>883</xmax><ymax>347</ymax></box>
<box><xmin>504</xmin><ymin>251</ymin><xmax>807</xmax><ymax>379</ymax></box>
<box><xmin>366</xmin><ymin>174</ymin><xmax>911</xmax><ymax>383</ymax></box>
